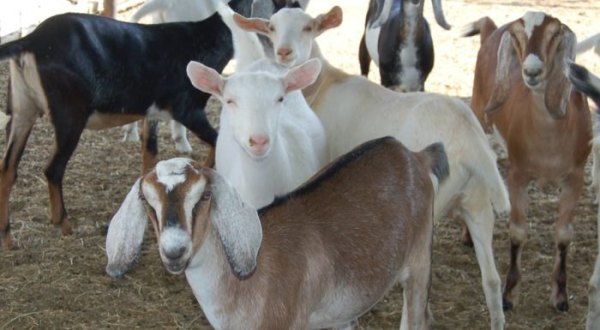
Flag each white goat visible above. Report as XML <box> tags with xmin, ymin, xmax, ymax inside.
<box><xmin>106</xmin><ymin>137</ymin><xmax>449</xmax><ymax>329</ymax></box>
<box><xmin>567</xmin><ymin>62</ymin><xmax>600</xmax><ymax>330</ymax></box>
<box><xmin>186</xmin><ymin>58</ymin><xmax>327</xmax><ymax>208</ymax></box>
<box><xmin>235</xmin><ymin>7</ymin><xmax>510</xmax><ymax>329</ymax></box>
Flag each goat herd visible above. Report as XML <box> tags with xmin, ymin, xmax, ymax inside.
<box><xmin>0</xmin><ymin>0</ymin><xmax>599</xmax><ymax>329</ymax></box>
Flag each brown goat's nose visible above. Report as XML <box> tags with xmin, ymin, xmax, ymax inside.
<box><xmin>524</xmin><ymin>67</ymin><xmax>542</xmax><ymax>78</ymax></box>
<box><xmin>277</xmin><ymin>48</ymin><xmax>293</xmax><ymax>58</ymax></box>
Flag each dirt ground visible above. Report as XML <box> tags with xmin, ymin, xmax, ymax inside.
<box><xmin>0</xmin><ymin>0</ymin><xmax>600</xmax><ymax>329</ymax></box>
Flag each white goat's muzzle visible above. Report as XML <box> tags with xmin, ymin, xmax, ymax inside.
<box><xmin>159</xmin><ymin>227</ymin><xmax>193</xmax><ymax>274</ymax></box>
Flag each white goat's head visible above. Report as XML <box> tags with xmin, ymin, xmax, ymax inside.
<box><xmin>186</xmin><ymin>59</ymin><xmax>321</xmax><ymax>159</ymax></box>
<box><xmin>105</xmin><ymin>158</ymin><xmax>262</xmax><ymax>279</ymax></box>
<box><xmin>486</xmin><ymin>11</ymin><xmax>576</xmax><ymax>118</ymax></box>
<box><xmin>234</xmin><ymin>6</ymin><xmax>343</xmax><ymax>67</ymax></box>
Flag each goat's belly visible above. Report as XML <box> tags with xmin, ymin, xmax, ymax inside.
<box><xmin>308</xmin><ymin>288</ymin><xmax>386</xmax><ymax>328</ymax></box>
<box><xmin>365</xmin><ymin>26</ymin><xmax>381</xmax><ymax>66</ymax></box>
<box><xmin>85</xmin><ymin>113</ymin><xmax>143</xmax><ymax>129</ymax></box>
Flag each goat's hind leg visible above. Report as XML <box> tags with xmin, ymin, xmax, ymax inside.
<box><xmin>461</xmin><ymin>187</ymin><xmax>505</xmax><ymax>330</ymax></box>
<box><xmin>44</xmin><ymin>106</ymin><xmax>89</xmax><ymax>236</ymax></box>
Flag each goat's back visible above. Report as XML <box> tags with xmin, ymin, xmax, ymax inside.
<box><xmin>257</xmin><ymin>136</ymin><xmax>439</xmax><ymax>326</ymax></box>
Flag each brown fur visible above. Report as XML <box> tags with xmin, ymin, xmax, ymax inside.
<box><xmin>468</xmin><ymin>13</ymin><xmax>592</xmax><ymax>312</ymax></box>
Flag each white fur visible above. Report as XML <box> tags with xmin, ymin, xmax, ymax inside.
<box><xmin>523</xmin><ymin>54</ymin><xmax>543</xmax><ymax>72</ymax></box>
<box><xmin>577</xmin><ymin>33</ymin><xmax>600</xmax><ymax>56</ymax></box>
<box><xmin>155</xmin><ymin>157</ymin><xmax>190</xmax><ymax>192</ymax></box>
<box><xmin>523</xmin><ymin>11</ymin><xmax>545</xmax><ymax>38</ymax></box>
<box><xmin>365</xmin><ymin>26</ymin><xmax>381</xmax><ymax>65</ymax></box>
<box><xmin>250</xmin><ymin>7</ymin><xmax>508</xmax><ymax>329</ymax></box>
<box><xmin>189</xmin><ymin>59</ymin><xmax>327</xmax><ymax>208</ymax></box>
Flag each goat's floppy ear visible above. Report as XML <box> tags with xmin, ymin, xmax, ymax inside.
<box><xmin>314</xmin><ymin>6</ymin><xmax>343</xmax><ymax>35</ymax></box>
<box><xmin>484</xmin><ymin>31</ymin><xmax>513</xmax><ymax>113</ymax></box>
<box><xmin>233</xmin><ymin>13</ymin><xmax>270</xmax><ymax>36</ymax></box>
<box><xmin>282</xmin><ymin>58</ymin><xmax>322</xmax><ymax>93</ymax></box>
<box><xmin>105</xmin><ymin>178</ymin><xmax>148</xmax><ymax>278</ymax></box>
<box><xmin>186</xmin><ymin>61</ymin><xmax>224</xmax><ymax>97</ymax></box>
<box><xmin>545</xmin><ymin>27</ymin><xmax>576</xmax><ymax>119</ymax></box>
<box><xmin>202</xmin><ymin>168</ymin><xmax>262</xmax><ymax>279</ymax></box>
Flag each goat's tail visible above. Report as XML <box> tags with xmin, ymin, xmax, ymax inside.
<box><xmin>130</xmin><ymin>0</ymin><xmax>165</xmax><ymax>22</ymax></box>
<box><xmin>419</xmin><ymin>142</ymin><xmax>450</xmax><ymax>192</ymax></box>
<box><xmin>460</xmin><ymin>16</ymin><xmax>497</xmax><ymax>45</ymax></box>
<box><xmin>0</xmin><ymin>38</ymin><xmax>28</xmax><ymax>62</ymax></box>
<box><xmin>576</xmin><ymin>33</ymin><xmax>600</xmax><ymax>55</ymax></box>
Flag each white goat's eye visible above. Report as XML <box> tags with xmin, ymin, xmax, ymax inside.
<box><xmin>303</xmin><ymin>25</ymin><xmax>312</xmax><ymax>32</ymax></box>
<box><xmin>277</xmin><ymin>96</ymin><xmax>284</xmax><ymax>103</ymax></box>
<box><xmin>269</xmin><ymin>25</ymin><xmax>275</xmax><ymax>32</ymax></box>
<box><xmin>226</xmin><ymin>99</ymin><xmax>235</xmax><ymax>105</ymax></box>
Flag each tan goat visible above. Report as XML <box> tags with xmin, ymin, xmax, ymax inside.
<box><xmin>106</xmin><ymin>137</ymin><xmax>449</xmax><ymax>329</ymax></box>
<box><xmin>464</xmin><ymin>12</ymin><xmax>592</xmax><ymax>312</ymax></box>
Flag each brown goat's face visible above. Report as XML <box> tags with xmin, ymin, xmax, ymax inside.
<box><xmin>140</xmin><ymin>159</ymin><xmax>211</xmax><ymax>274</ymax></box>
<box><xmin>510</xmin><ymin>12</ymin><xmax>567</xmax><ymax>90</ymax></box>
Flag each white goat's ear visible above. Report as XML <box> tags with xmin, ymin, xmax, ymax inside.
<box><xmin>545</xmin><ymin>27</ymin><xmax>576</xmax><ymax>118</ymax></box>
<box><xmin>314</xmin><ymin>6</ymin><xmax>343</xmax><ymax>35</ymax></box>
<box><xmin>186</xmin><ymin>61</ymin><xmax>224</xmax><ymax>97</ymax></box>
<box><xmin>233</xmin><ymin>13</ymin><xmax>270</xmax><ymax>36</ymax></box>
<box><xmin>282</xmin><ymin>58</ymin><xmax>322</xmax><ymax>93</ymax></box>
<box><xmin>484</xmin><ymin>31</ymin><xmax>513</xmax><ymax>113</ymax></box>
<box><xmin>105</xmin><ymin>178</ymin><xmax>147</xmax><ymax>278</ymax></box>
<box><xmin>203</xmin><ymin>168</ymin><xmax>262</xmax><ymax>279</ymax></box>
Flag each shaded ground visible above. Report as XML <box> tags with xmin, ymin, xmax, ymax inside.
<box><xmin>0</xmin><ymin>0</ymin><xmax>600</xmax><ymax>329</ymax></box>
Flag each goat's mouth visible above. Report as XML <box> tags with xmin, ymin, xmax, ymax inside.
<box><xmin>277</xmin><ymin>56</ymin><xmax>297</xmax><ymax>68</ymax></box>
<box><xmin>523</xmin><ymin>76</ymin><xmax>543</xmax><ymax>89</ymax></box>
<box><xmin>162</xmin><ymin>258</ymin><xmax>189</xmax><ymax>275</ymax></box>
<box><xmin>244</xmin><ymin>145</ymin><xmax>271</xmax><ymax>160</ymax></box>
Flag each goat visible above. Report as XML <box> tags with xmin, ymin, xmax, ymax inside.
<box><xmin>464</xmin><ymin>12</ymin><xmax>592</xmax><ymax>312</ymax></box>
<box><xmin>567</xmin><ymin>62</ymin><xmax>600</xmax><ymax>330</ymax></box>
<box><xmin>120</xmin><ymin>0</ymin><xmax>236</xmax><ymax>153</ymax></box>
<box><xmin>358</xmin><ymin>0</ymin><xmax>451</xmax><ymax>92</ymax></box>
<box><xmin>0</xmin><ymin>0</ymin><xmax>252</xmax><ymax>250</ymax></box>
<box><xmin>186</xmin><ymin>58</ymin><xmax>327</xmax><ymax>208</ymax></box>
<box><xmin>235</xmin><ymin>7</ymin><xmax>510</xmax><ymax>329</ymax></box>
<box><xmin>106</xmin><ymin>136</ymin><xmax>449</xmax><ymax>329</ymax></box>
<box><xmin>576</xmin><ymin>32</ymin><xmax>600</xmax><ymax>56</ymax></box>
<box><xmin>250</xmin><ymin>0</ymin><xmax>309</xmax><ymax>59</ymax></box>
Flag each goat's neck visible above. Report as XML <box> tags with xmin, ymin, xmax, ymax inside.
<box><xmin>302</xmin><ymin>43</ymin><xmax>348</xmax><ymax>109</ymax></box>
<box><xmin>185</xmin><ymin>227</ymin><xmax>258</xmax><ymax>329</ymax></box>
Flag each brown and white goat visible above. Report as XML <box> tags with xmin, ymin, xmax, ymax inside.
<box><xmin>106</xmin><ymin>137</ymin><xmax>449</xmax><ymax>329</ymax></box>
<box><xmin>234</xmin><ymin>7</ymin><xmax>509</xmax><ymax>329</ymax></box>
<box><xmin>0</xmin><ymin>0</ymin><xmax>252</xmax><ymax>250</ymax></box>
<box><xmin>358</xmin><ymin>0</ymin><xmax>451</xmax><ymax>91</ymax></box>
<box><xmin>465</xmin><ymin>12</ymin><xmax>592</xmax><ymax>312</ymax></box>
<box><xmin>567</xmin><ymin>62</ymin><xmax>600</xmax><ymax>330</ymax></box>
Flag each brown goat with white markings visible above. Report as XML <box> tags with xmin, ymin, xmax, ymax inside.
<box><xmin>105</xmin><ymin>136</ymin><xmax>449</xmax><ymax>329</ymax></box>
<box><xmin>464</xmin><ymin>12</ymin><xmax>592</xmax><ymax>312</ymax></box>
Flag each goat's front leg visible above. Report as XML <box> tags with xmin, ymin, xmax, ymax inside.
<box><xmin>502</xmin><ymin>168</ymin><xmax>530</xmax><ymax>310</ymax></box>
<box><xmin>45</xmin><ymin>114</ymin><xmax>87</xmax><ymax>236</ymax></box>
<box><xmin>552</xmin><ymin>169</ymin><xmax>585</xmax><ymax>312</ymax></box>
<box><xmin>141</xmin><ymin>118</ymin><xmax>159</xmax><ymax>174</ymax></box>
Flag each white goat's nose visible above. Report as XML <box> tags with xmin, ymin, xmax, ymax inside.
<box><xmin>277</xmin><ymin>47</ymin><xmax>293</xmax><ymax>58</ymax></box>
<box><xmin>249</xmin><ymin>135</ymin><xmax>269</xmax><ymax>147</ymax></box>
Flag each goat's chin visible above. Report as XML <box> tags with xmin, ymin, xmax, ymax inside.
<box><xmin>277</xmin><ymin>57</ymin><xmax>297</xmax><ymax>68</ymax></box>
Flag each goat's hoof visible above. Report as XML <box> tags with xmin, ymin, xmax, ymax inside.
<box><xmin>502</xmin><ymin>297</ymin><xmax>513</xmax><ymax>311</ymax></box>
<box><xmin>555</xmin><ymin>301</ymin><xmax>569</xmax><ymax>312</ymax></box>
<box><xmin>60</xmin><ymin>220</ymin><xmax>73</xmax><ymax>236</ymax></box>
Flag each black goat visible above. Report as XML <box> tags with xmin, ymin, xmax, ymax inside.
<box><xmin>0</xmin><ymin>0</ymin><xmax>251</xmax><ymax>249</ymax></box>
<box><xmin>358</xmin><ymin>0</ymin><xmax>450</xmax><ymax>92</ymax></box>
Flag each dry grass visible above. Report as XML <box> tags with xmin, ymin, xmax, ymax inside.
<box><xmin>0</xmin><ymin>1</ymin><xmax>600</xmax><ymax>329</ymax></box>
